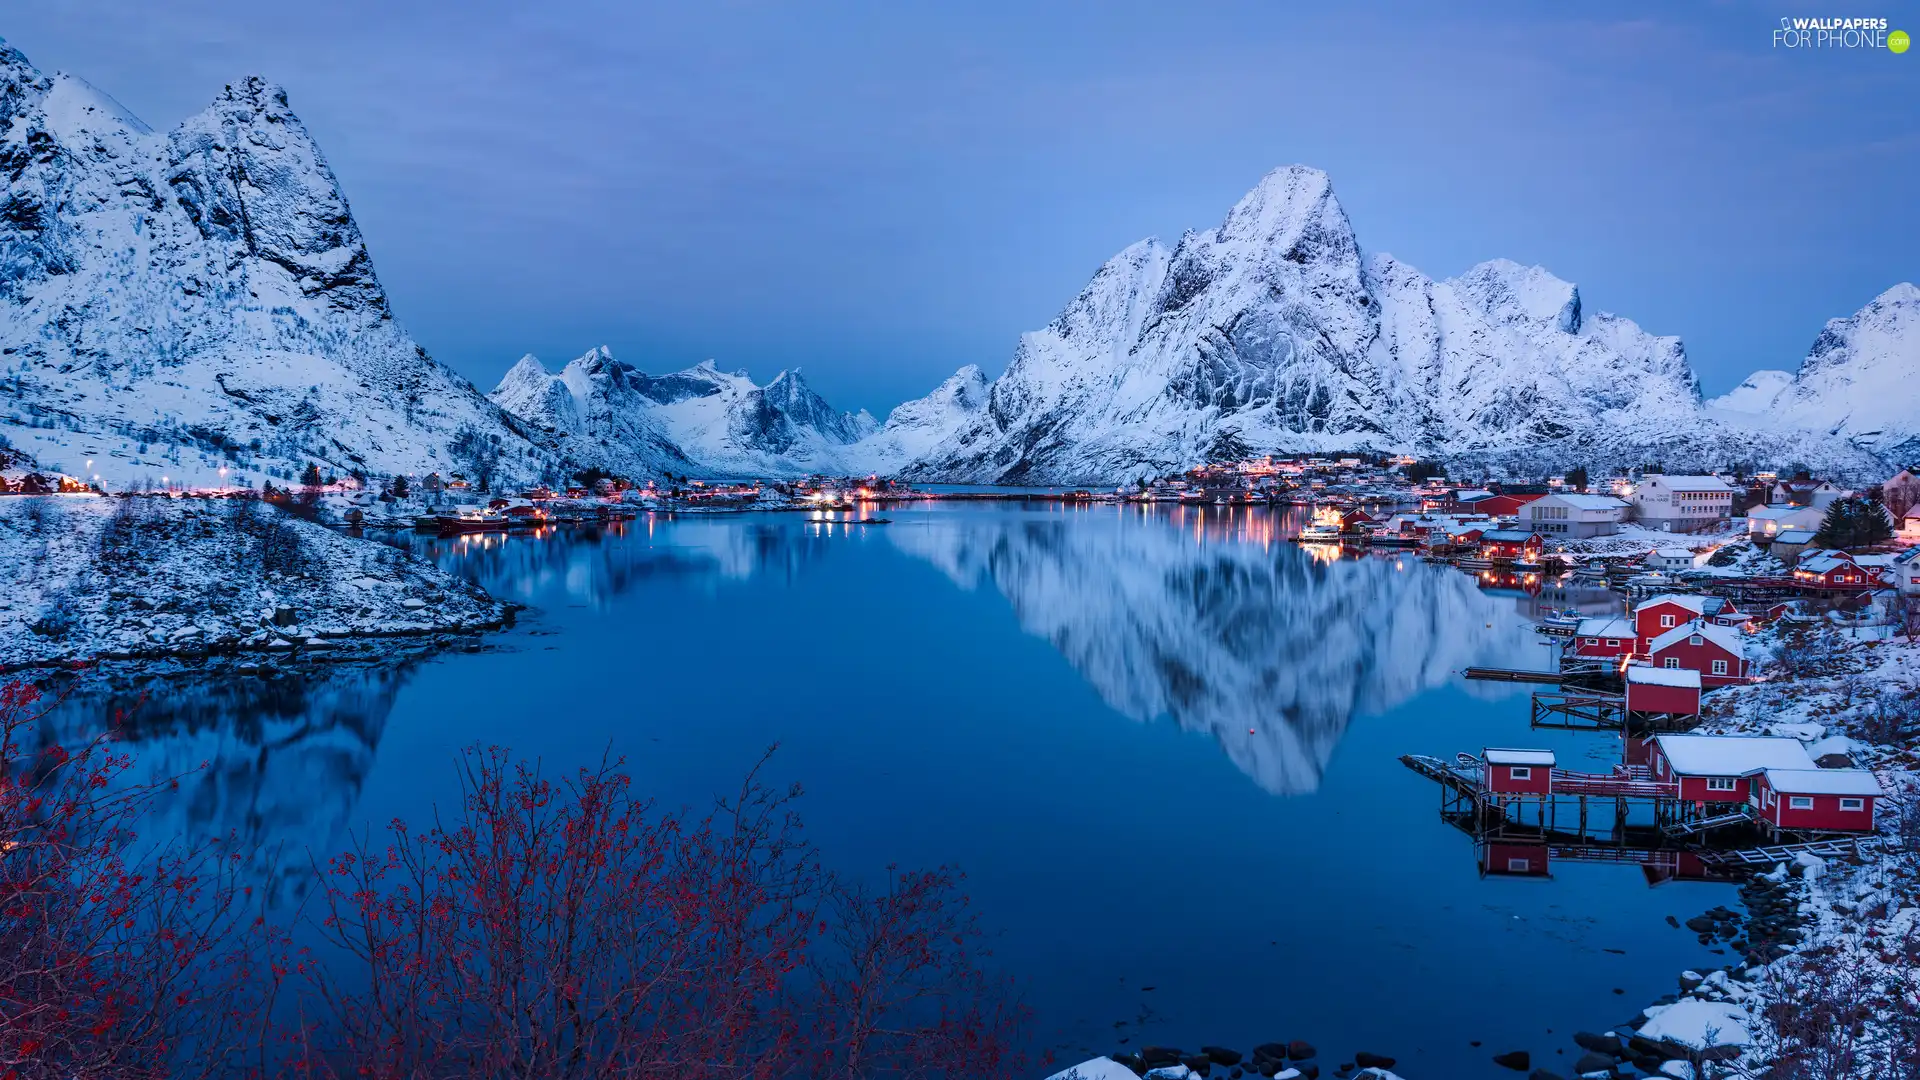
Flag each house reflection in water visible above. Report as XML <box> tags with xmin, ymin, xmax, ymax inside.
<box><xmin>1476</xmin><ymin>835</ymin><xmax>1741</xmax><ymax>887</ymax></box>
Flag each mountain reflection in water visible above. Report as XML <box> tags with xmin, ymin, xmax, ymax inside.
<box><xmin>36</xmin><ymin>505</ymin><xmax>1547</xmax><ymax>896</ymax></box>
<box><xmin>37</xmin><ymin>657</ymin><xmax>425</xmax><ymax>905</ymax></box>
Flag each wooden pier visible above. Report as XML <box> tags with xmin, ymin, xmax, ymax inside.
<box><xmin>1464</xmin><ymin>667</ymin><xmax>1564</xmax><ymax>684</ymax></box>
<box><xmin>1698</xmin><ymin>836</ymin><xmax>1882</xmax><ymax>866</ymax></box>
<box><xmin>1530</xmin><ymin>692</ymin><xmax>1623</xmax><ymax>730</ymax></box>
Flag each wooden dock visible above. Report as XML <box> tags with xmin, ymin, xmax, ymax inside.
<box><xmin>1530</xmin><ymin>692</ymin><xmax>1623</xmax><ymax>730</ymax></box>
<box><xmin>1399</xmin><ymin>753</ymin><xmax>1482</xmax><ymax>798</ymax></box>
<box><xmin>1699</xmin><ymin>836</ymin><xmax>1881</xmax><ymax>866</ymax></box>
<box><xmin>1464</xmin><ymin>667</ymin><xmax>1564</xmax><ymax>684</ymax></box>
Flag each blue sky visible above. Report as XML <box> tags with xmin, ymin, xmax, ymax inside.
<box><xmin>9</xmin><ymin>2</ymin><xmax>1916</xmax><ymax>413</ymax></box>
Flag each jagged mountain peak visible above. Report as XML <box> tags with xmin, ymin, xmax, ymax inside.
<box><xmin>0</xmin><ymin>38</ymin><xmax>555</xmax><ymax>487</ymax></box>
<box><xmin>1751</xmin><ymin>282</ymin><xmax>1920</xmax><ymax>462</ymax></box>
<box><xmin>901</xmin><ymin>164</ymin><xmax>1867</xmax><ymax>484</ymax></box>
<box><xmin>1451</xmin><ymin>258</ymin><xmax>1582</xmax><ymax>333</ymax></box>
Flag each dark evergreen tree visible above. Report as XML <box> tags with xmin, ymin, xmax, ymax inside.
<box><xmin>1565</xmin><ymin>465</ymin><xmax>1589</xmax><ymax>492</ymax></box>
<box><xmin>1813</xmin><ymin>497</ymin><xmax>1893</xmax><ymax>550</ymax></box>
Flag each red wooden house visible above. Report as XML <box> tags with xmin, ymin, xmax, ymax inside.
<box><xmin>1479</xmin><ymin>530</ymin><xmax>1545</xmax><ymax>562</ymax></box>
<box><xmin>1646</xmin><ymin>620</ymin><xmax>1750</xmax><ymax>687</ymax></box>
<box><xmin>1482</xmin><ymin>748</ymin><xmax>1555</xmax><ymax>794</ymax></box>
<box><xmin>1749</xmin><ymin>768</ymin><xmax>1882</xmax><ymax>835</ymax></box>
<box><xmin>1463</xmin><ymin>492</ymin><xmax>1545</xmax><ymax>518</ymax></box>
<box><xmin>1793</xmin><ymin>551</ymin><xmax>1879</xmax><ymax>590</ymax></box>
<box><xmin>1624</xmin><ymin>664</ymin><xmax>1701</xmax><ymax>718</ymax></box>
<box><xmin>1648</xmin><ymin>734</ymin><xmax>1814</xmax><ymax>807</ymax></box>
<box><xmin>1631</xmin><ymin>594</ymin><xmax>1746</xmax><ymax>652</ymax></box>
<box><xmin>1573</xmin><ymin>617</ymin><xmax>1636</xmax><ymax>660</ymax></box>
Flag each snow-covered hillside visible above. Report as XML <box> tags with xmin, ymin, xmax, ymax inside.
<box><xmin>897</xmin><ymin>166</ymin><xmax>1903</xmax><ymax>484</ymax></box>
<box><xmin>1714</xmin><ymin>284</ymin><xmax>1920</xmax><ymax>465</ymax></box>
<box><xmin>489</xmin><ymin>350</ymin><xmax>880</xmax><ymax>478</ymax></box>
<box><xmin>0</xmin><ymin>39</ymin><xmax>556</xmax><ymax>488</ymax></box>
<box><xmin>488</xmin><ymin>349</ymin><xmax>693</xmax><ymax>477</ymax></box>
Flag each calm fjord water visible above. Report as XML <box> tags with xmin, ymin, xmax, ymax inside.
<box><xmin>60</xmin><ymin>503</ymin><xmax>1739</xmax><ymax>1076</ymax></box>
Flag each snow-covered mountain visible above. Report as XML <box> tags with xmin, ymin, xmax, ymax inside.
<box><xmin>847</xmin><ymin>364</ymin><xmax>990</xmax><ymax>470</ymax></box>
<box><xmin>489</xmin><ymin>349</ymin><xmax>880</xmax><ymax>478</ymax></box>
<box><xmin>888</xmin><ymin>509</ymin><xmax>1538</xmax><ymax>795</ymax></box>
<box><xmin>0</xmin><ymin>39</ymin><xmax>554</xmax><ymax>488</ymax></box>
<box><xmin>1711</xmin><ymin>284</ymin><xmax>1920</xmax><ymax>465</ymax></box>
<box><xmin>898</xmin><ymin>166</ymin><xmax>1902</xmax><ymax>484</ymax></box>
<box><xmin>488</xmin><ymin>348</ymin><xmax>692</xmax><ymax>477</ymax></box>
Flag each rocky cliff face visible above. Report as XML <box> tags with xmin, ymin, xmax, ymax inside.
<box><xmin>487</xmin><ymin>348</ymin><xmax>691</xmax><ymax>477</ymax></box>
<box><xmin>899</xmin><ymin>166</ymin><xmax>1896</xmax><ymax>484</ymax></box>
<box><xmin>1712</xmin><ymin>284</ymin><xmax>1920</xmax><ymax>466</ymax></box>
<box><xmin>491</xmin><ymin>352</ymin><xmax>880</xmax><ymax>478</ymax></box>
<box><xmin>0</xmin><ymin>39</ymin><xmax>553</xmax><ymax>487</ymax></box>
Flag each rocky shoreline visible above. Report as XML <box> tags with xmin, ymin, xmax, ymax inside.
<box><xmin>1</xmin><ymin>495</ymin><xmax>512</xmax><ymax>673</ymax></box>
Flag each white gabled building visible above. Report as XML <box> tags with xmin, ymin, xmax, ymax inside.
<box><xmin>1523</xmin><ymin>492</ymin><xmax>1629</xmax><ymax>538</ymax></box>
<box><xmin>1747</xmin><ymin>503</ymin><xmax>1825</xmax><ymax>541</ymax></box>
<box><xmin>1631</xmin><ymin>475</ymin><xmax>1735</xmax><ymax>533</ymax></box>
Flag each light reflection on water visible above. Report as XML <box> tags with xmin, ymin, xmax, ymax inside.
<box><xmin>41</xmin><ymin>503</ymin><xmax>1734</xmax><ymax>1076</ymax></box>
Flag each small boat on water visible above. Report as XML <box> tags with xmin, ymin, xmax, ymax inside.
<box><xmin>436</xmin><ymin>506</ymin><xmax>509</xmax><ymax>534</ymax></box>
<box><xmin>1297</xmin><ymin>524</ymin><xmax>1344</xmax><ymax>542</ymax></box>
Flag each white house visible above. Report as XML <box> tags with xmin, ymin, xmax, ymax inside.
<box><xmin>1524</xmin><ymin>492</ymin><xmax>1630</xmax><ymax>538</ymax></box>
<box><xmin>1902</xmin><ymin>508</ymin><xmax>1920</xmax><ymax>540</ymax></box>
<box><xmin>1632</xmin><ymin>475</ymin><xmax>1735</xmax><ymax>533</ymax></box>
<box><xmin>1644</xmin><ymin>547</ymin><xmax>1698</xmax><ymax>572</ymax></box>
<box><xmin>1747</xmin><ymin>504</ymin><xmax>1825</xmax><ymax>542</ymax></box>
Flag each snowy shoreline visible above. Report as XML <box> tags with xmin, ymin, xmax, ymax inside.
<box><xmin>2</xmin><ymin>494</ymin><xmax>512</xmax><ymax>673</ymax></box>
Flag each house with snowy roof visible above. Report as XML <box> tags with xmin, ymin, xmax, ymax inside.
<box><xmin>1623</xmin><ymin>664</ymin><xmax>1702</xmax><ymax>719</ymax></box>
<box><xmin>1646</xmin><ymin>619</ymin><xmax>1750</xmax><ymax>687</ymax></box>
<box><xmin>1631</xmin><ymin>475</ymin><xmax>1734</xmax><ymax>533</ymax></box>
<box><xmin>1523</xmin><ymin>492</ymin><xmax>1628</xmax><ymax>538</ymax></box>
<box><xmin>1793</xmin><ymin>550</ymin><xmax>1879</xmax><ymax>590</ymax></box>
<box><xmin>1769</xmin><ymin>529</ymin><xmax>1819</xmax><ymax>564</ymax></box>
<box><xmin>1903</xmin><ymin>507</ymin><xmax>1920</xmax><ymax>541</ymax></box>
<box><xmin>1648</xmin><ymin>734</ymin><xmax>1814</xmax><ymax>806</ymax></box>
<box><xmin>1572</xmin><ymin>616</ymin><xmax>1637</xmax><ymax>660</ymax></box>
<box><xmin>1479</xmin><ymin>529</ymin><xmax>1545</xmax><ymax>561</ymax></box>
<box><xmin>1643</xmin><ymin>547</ymin><xmax>1697</xmax><ymax>572</ymax></box>
<box><xmin>1631</xmin><ymin>594</ymin><xmax>1744</xmax><ymax>649</ymax></box>
<box><xmin>1746</xmin><ymin>504</ymin><xmax>1825</xmax><ymax>542</ymax></box>
<box><xmin>1749</xmin><ymin>768</ymin><xmax>1883</xmax><ymax>835</ymax></box>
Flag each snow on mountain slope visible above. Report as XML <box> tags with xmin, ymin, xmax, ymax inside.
<box><xmin>901</xmin><ymin>165</ymin><xmax>1893</xmax><ymax>484</ymax></box>
<box><xmin>844</xmin><ymin>364</ymin><xmax>989</xmax><ymax>471</ymax></box>
<box><xmin>888</xmin><ymin>509</ymin><xmax>1537</xmax><ymax>794</ymax></box>
<box><xmin>1758</xmin><ymin>284</ymin><xmax>1920</xmax><ymax>463</ymax></box>
<box><xmin>488</xmin><ymin>350</ymin><xmax>880</xmax><ymax>479</ymax></box>
<box><xmin>0</xmin><ymin>39</ymin><xmax>553</xmax><ymax>488</ymax></box>
<box><xmin>1705</xmin><ymin>370</ymin><xmax>1795</xmax><ymax>417</ymax></box>
<box><xmin>486</xmin><ymin>348</ymin><xmax>691</xmax><ymax>477</ymax></box>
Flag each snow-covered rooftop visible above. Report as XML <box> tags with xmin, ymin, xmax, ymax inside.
<box><xmin>1648</xmin><ymin>619</ymin><xmax>1745</xmax><ymax>656</ymax></box>
<box><xmin>1774</xmin><ymin>529</ymin><xmax>1817</xmax><ymax>543</ymax></box>
<box><xmin>1542</xmin><ymin>493</ymin><xmax>1627</xmax><ymax>511</ymax></box>
<box><xmin>1645</xmin><ymin>475</ymin><xmax>1735</xmax><ymax>493</ymax></box>
<box><xmin>1484</xmin><ymin>748</ymin><xmax>1556</xmax><ymax>766</ymax></box>
<box><xmin>1653</xmin><ymin>734</ymin><xmax>1814</xmax><ymax>776</ymax></box>
<box><xmin>1636</xmin><ymin>593</ymin><xmax>1707</xmax><ymax>614</ymax></box>
<box><xmin>1759</xmin><ymin>768</ymin><xmax>1884</xmax><ymax>796</ymax></box>
<box><xmin>1626</xmin><ymin>665</ymin><xmax>1701</xmax><ymax>689</ymax></box>
<box><xmin>1575</xmin><ymin>617</ymin><xmax>1634</xmax><ymax>638</ymax></box>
